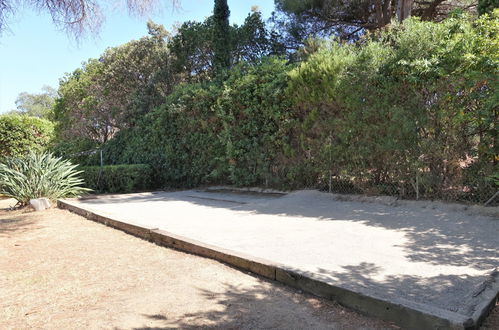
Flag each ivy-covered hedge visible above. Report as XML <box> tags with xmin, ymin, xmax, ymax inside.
<box><xmin>80</xmin><ymin>164</ymin><xmax>153</xmax><ymax>193</ymax></box>
<box><xmin>0</xmin><ymin>115</ymin><xmax>54</xmax><ymax>158</ymax></box>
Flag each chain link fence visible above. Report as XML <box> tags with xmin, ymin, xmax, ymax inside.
<box><xmin>276</xmin><ymin>155</ymin><xmax>499</xmax><ymax>206</ymax></box>
<box><xmin>319</xmin><ymin>171</ymin><xmax>498</xmax><ymax>206</ymax></box>
<box><xmin>66</xmin><ymin>146</ymin><xmax>498</xmax><ymax>206</ymax></box>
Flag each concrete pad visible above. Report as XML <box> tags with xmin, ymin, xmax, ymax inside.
<box><xmin>59</xmin><ymin>189</ymin><xmax>499</xmax><ymax>329</ymax></box>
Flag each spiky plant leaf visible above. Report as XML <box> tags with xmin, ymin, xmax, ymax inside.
<box><xmin>0</xmin><ymin>152</ymin><xmax>91</xmax><ymax>205</ymax></box>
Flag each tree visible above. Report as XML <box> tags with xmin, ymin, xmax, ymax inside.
<box><xmin>272</xmin><ymin>0</ymin><xmax>479</xmax><ymax>44</ymax></box>
<box><xmin>11</xmin><ymin>86</ymin><xmax>56</xmax><ymax>119</ymax></box>
<box><xmin>54</xmin><ymin>12</ymin><xmax>284</xmax><ymax>144</ymax></box>
<box><xmin>54</xmin><ymin>21</ymin><xmax>171</xmax><ymax>142</ymax></box>
<box><xmin>212</xmin><ymin>0</ymin><xmax>231</xmax><ymax>71</ymax></box>
<box><xmin>94</xmin><ymin>21</ymin><xmax>172</xmax><ymax>126</ymax></box>
<box><xmin>0</xmin><ymin>114</ymin><xmax>54</xmax><ymax>158</ymax></box>
<box><xmin>169</xmin><ymin>10</ymin><xmax>285</xmax><ymax>82</ymax></box>
<box><xmin>285</xmin><ymin>13</ymin><xmax>498</xmax><ymax>199</ymax></box>
<box><xmin>0</xmin><ymin>0</ymin><xmax>180</xmax><ymax>38</ymax></box>
<box><xmin>233</xmin><ymin>10</ymin><xmax>285</xmax><ymax>62</ymax></box>
<box><xmin>169</xmin><ymin>18</ymin><xmax>215</xmax><ymax>82</ymax></box>
<box><xmin>54</xmin><ymin>60</ymin><xmax>114</xmax><ymax>143</ymax></box>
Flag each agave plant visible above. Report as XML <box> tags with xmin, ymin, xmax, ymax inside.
<box><xmin>0</xmin><ymin>152</ymin><xmax>90</xmax><ymax>206</ymax></box>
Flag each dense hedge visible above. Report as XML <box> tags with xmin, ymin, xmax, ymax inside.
<box><xmin>99</xmin><ymin>57</ymin><xmax>293</xmax><ymax>188</ymax></box>
<box><xmin>75</xmin><ymin>14</ymin><xmax>498</xmax><ymax>202</ymax></box>
<box><xmin>0</xmin><ymin>115</ymin><xmax>54</xmax><ymax>158</ymax></box>
<box><xmin>285</xmin><ymin>13</ymin><xmax>498</xmax><ymax>200</ymax></box>
<box><xmin>80</xmin><ymin>164</ymin><xmax>153</xmax><ymax>193</ymax></box>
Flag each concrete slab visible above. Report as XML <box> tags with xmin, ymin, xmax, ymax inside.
<box><xmin>59</xmin><ymin>189</ymin><xmax>499</xmax><ymax>329</ymax></box>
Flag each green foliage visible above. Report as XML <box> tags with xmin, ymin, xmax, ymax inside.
<box><xmin>54</xmin><ymin>23</ymin><xmax>171</xmax><ymax>142</ymax></box>
<box><xmin>213</xmin><ymin>0</ymin><xmax>232</xmax><ymax>71</ymax></box>
<box><xmin>80</xmin><ymin>164</ymin><xmax>153</xmax><ymax>193</ymax></box>
<box><xmin>51</xmin><ymin>12</ymin><xmax>497</xmax><ymax>203</ymax></box>
<box><xmin>216</xmin><ymin>57</ymin><xmax>294</xmax><ymax>185</ymax></box>
<box><xmin>273</xmin><ymin>0</ymin><xmax>482</xmax><ymax>44</ymax></box>
<box><xmin>0</xmin><ymin>152</ymin><xmax>89</xmax><ymax>205</ymax></box>
<box><xmin>51</xmin><ymin>137</ymin><xmax>101</xmax><ymax>166</ymax></box>
<box><xmin>54</xmin><ymin>15</ymin><xmax>284</xmax><ymax>145</ymax></box>
<box><xmin>0</xmin><ymin>114</ymin><xmax>54</xmax><ymax>158</ymax></box>
<box><xmin>99</xmin><ymin>57</ymin><xmax>293</xmax><ymax>188</ymax></box>
<box><xmin>147</xmin><ymin>81</ymin><xmax>224</xmax><ymax>187</ymax></box>
<box><xmin>169</xmin><ymin>19</ymin><xmax>215</xmax><ymax>82</ymax></box>
<box><xmin>54</xmin><ymin>60</ymin><xmax>110</xmax><ymax>142</ymax></box>
<box><xmin>233</xmin><ymin>10</ymin><xmax>286</xmax><ymax>62</ymax></box>
<box><xmin>169</xmin><ymin>11</ymin><xmax>285</xmax><ymax>82</ymax></box>
<box><xmin>10</xmin><ymin>86</ymin><xmax>56</xmax><ymax>119</ymax></box>
<box><xmin>478</xmin><ymin>0</ymin><xmax>498</xmax><ymax>15</ymax></box>
<box><xmin>286</xmin><ymin>13</ymin><xmax>499</xmax><ymax>200</ymax></box>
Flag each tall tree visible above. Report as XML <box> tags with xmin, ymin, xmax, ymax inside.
<box><xmin>11</xmin><ymin>86</ymin><xmax>56</xmax><ymax>119</ymax></box>
<box><xmin>54</xmin><ymin>22</ymin><xmax>171</xmax><ymax>142</ymax></box>
<box><xmin>212</xmin><ymin>0</ymin><xmax>231</xmax><ymax>71</ymax></box>
<box><xmin>170</xmin><ymin>10</ymin><xmax>284</xmax><ymax>82</ymax></box>
<box><xmin>272</xmin><ymin>0</ymin><xmax>479</xmax><ymax>44</ymax></box>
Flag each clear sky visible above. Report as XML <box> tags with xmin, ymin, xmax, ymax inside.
<box><xmin>0</xmin><ymin>0</ymin><xmax>276</xmax><ymax>113</ymax></box>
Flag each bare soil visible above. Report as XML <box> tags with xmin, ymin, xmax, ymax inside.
<box><xmin>1</xmin><ymin>197</ymin><xmax>496</xmax><ymax>329</ymax></box>
<box><xmin>0</xmin><ymin>198</ymin><xmax>396</xmax><ymax>329</ymax></box>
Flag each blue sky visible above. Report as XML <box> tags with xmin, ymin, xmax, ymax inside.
<box><xmin>0</xmin><ymin>0</ymin><xmax>276</xmax><ymax>113</ymax></box>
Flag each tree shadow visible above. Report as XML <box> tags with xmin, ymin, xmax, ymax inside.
<box><xmin>72</xmin><ymin>189</ymin><xmax>498</xmax><ymax>315</ymax></box>
<box><xmin>0</xmin><ymin>214</ymin><xmax>37</xmax><ymax>236</ymax></box>
<box><xmin>129</xmin><ymin>282</ymin><xmax>393</xmax><ymax>330</ymax></box>
<box><xmin>305</xmin><ymin>262</ymin><xmax>497</xmax><ymax>316</ymax></box>
<box><xmin>76</xmin><ymin>189</ymin><xmax>498</xmax><ymax>271</ymax></box>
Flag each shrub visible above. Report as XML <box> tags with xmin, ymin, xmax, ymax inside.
<box><xmin>285</xmin><ymin>13</ymin><xmax>499</xmax><ymax>201</ymax></box>
<box><xmin>99</xmin><ymin>57</ymin><xmax>294</xmax><ymax>188</ymax></box>
<box><xmin>215</xmin><ymin>57</ymin><xmax>294</xmax><ymax>186</ymax></box>
<box><xmin>0</xmin><ymin>152</ymin><xmax>89</xmax><ymax>206</ymax></box>
<box><xmin>80</xmin><ymin>164</ymin><xmax>153</xmax><ymax>193</ymax></box>
<box><xmin>71</xmin><ymin>14</ymin><xmax>497</xmax><ymax>202</ymax></box>
<box><xmin>0</xmin><ymin>115</ymin><xmax>54</xmax><ymax>159</ymax></box>
<box><xmin>51</xmin><ymin>137</ymin><xmax>101</xmax><ymax>166</ymax></box>
<box><xmin>149</xmin><ymin>81</ymin><xmax>224</xmax><ymax>187</ymax></box>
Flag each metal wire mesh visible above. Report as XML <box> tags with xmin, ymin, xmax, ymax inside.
<box><xmin>70</xmin><ymin>148</ymin><xmax>498</xmax><ymax>206</ymax></box>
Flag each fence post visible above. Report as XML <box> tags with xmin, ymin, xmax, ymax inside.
<box><xmin>415</xmin><ymin>171</ymin><xmax>419</xmax><ymax>200</ymax></box>
<box><xmin>328</xmin><ymin>135</ymin><xmax>332</xmax><ymax>194</ymax></box>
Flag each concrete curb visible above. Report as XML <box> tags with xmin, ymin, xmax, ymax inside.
<box><xmin>58</xmin><ymin>199</ymin><xmax>498</xmax><ymax>330</ymax></box>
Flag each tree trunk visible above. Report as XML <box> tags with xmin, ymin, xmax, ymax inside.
<box><xmin>374</xmin><ymin>0</ymin><xmax>384</xmax><ymax>28</ymax></box>
<box><xmin>382</xmin><ymin>0</ymin><xmax>394</xmax><ymax>25</ymax></box>
<box><xmin>396</xmin><ymin>0</ymin><xmax>414</xmax><ymax>22</ymax></box>
<box><xmin>374</xmin><ymin>0</ymin><xmax>394</xmax><ymax>28</ymax></box>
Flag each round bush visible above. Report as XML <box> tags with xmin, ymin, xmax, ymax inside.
<box><xmin>0</xmin><ymin>115</ymin><xmax>54</xmax><ymax>159</ymax></box>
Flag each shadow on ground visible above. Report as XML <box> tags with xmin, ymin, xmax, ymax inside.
<box><xmin>130</xmin><ymin>282</ymin><xmax>393</xmax><ymax>330</ymax></box>
<box><xmin>0</xmin><ymin>215</ymin><xmax>37</xmax><ymax>236</ymax></box>
<box><xmin>76</xmin><ymin>190</ymin><xmax>498</xmax><ymax>317</ymax></box>
<box><xmin>80</xmin><ymin>190</ymin><xmax>498</xmax><ymax>272</ymax></box>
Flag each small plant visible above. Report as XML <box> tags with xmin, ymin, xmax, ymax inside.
<box><xmin>0</xmin><ymin>152</ymin><xmax>90</xmax><ymax>206</ymax></box>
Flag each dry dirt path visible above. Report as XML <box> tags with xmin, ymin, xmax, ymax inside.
<box><xmin>0</xmin><ymin>198</ymin><xmax>396</xmax><ymax>329</ymax></box>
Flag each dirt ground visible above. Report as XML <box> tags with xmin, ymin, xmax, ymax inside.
<box><xmin>0</xmin><ymin>198</ymin><xmax>395</xmax><ymax>330</ymax></box>
<box><xmin>0</xmin><ymin>197</ymin><xmax>497</xmax><ymax>330</ymax></box>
